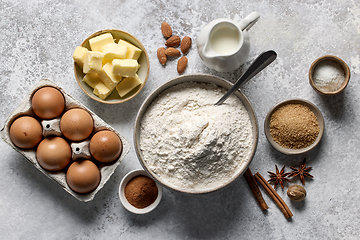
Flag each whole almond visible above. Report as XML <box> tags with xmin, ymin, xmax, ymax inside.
<box><xmin>161</xmin><ymin>22</ymin><xmax>172</xmax><ymax>38</ymax></box>
<box><xmin>165</xmin><ymin>47</ymin><xmax>181</xmax><ymax>57</ymax></box>
<box><xmin>157</xmin><ymin>47</ymin><xmax>167</xmax><ymax>65</ymax></box>
<box><xmin>181</xmin><ymin>36</ymin><xmax>192</xmax><ymax>54</ymax></box>
<box><xmin>165</xmin><ymin>35</ymin><xmax>181</xmax><ymax>47</ymax></box>
<box><xmin>177</xmin><ymin>56</ymin><xmax>188</xmax><ymax>74</ymax></box>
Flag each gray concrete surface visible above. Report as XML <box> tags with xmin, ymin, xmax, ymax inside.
<box><xmin>1</xmin><ymin>0</ymin><xmax>359</xmax><ymax>239</ymax></box>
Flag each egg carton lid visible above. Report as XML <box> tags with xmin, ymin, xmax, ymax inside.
<box><xmin>0</xmin><ymin>79</ymin><xmax>130</xmax><ymax>202</ymax></box>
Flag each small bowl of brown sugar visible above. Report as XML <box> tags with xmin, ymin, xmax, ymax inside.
<box><xmin>309</xmin><ymin>55</ymin><xmax>350</xmax><ymax>95</ymax></box>
<box><xmin>119</xmin><ymin>169</ymin><xmax>162</xmax><ymax>214</ymax></box>
<box><xmin>264</xmin><ymin>99</ymin><xmax>325</xmax><ymax>155</ymax></box>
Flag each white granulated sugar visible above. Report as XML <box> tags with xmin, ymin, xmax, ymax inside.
<box><xmin>313</xmin><ymin>60</ymin><xmax>345</xmax><ymax>92</ymax></box>
<box><xmin>139</xmin><ymin>82</ymin><xmax>254</xmax><ymax>192</ymax></box>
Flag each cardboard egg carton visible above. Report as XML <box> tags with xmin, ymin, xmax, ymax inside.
<box><xmin>0</xmin><ymin>79</ymin><xmax>130</xmax><ymax>202</ymax></box>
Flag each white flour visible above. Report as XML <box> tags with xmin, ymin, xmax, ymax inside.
<box><xmin>139</xmin><ymin>82</ymin><xmax>254</xmax><ymax>192</ymax></box>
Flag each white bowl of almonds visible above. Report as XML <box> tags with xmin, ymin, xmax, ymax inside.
<box><xmin>73</xmin><ymin>29</ymin><xmax>150</xmax><ymax>104</ymax></box>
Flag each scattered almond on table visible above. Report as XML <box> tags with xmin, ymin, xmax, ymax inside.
<box><xmin>157</xmin><ymin>47</ymin><xmax>167</xmax><ymax>65</ymax></box>
<box><xmin>181</xmin><ymin>36</ymin><xmax>192</xmax><ymax>54</ymax></box>
<box><xmin>158</xmin><ymin>21</ymin><xmax>191</xmax><ymax>74</ymax></box>
<box><xmin>165</xmin><ymin>47</ymin><xmax>181</xmax><ymax>57</ymax></box>
<box><xmin>177</xmin><ymin>56</ymin><xmax>188</xmax><ymax>74</ymax></box>
<box><xmin>165</xmin><ymin>36</ymin><xmax>181</xmax><ymax>47</ymax></box>
<box><xmin>161</xmin><ymin>22</ymin><xmax>172</xmax><ymax>38</ymax></box>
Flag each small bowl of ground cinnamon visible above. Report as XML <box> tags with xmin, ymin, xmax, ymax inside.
<box><xmin>119</xmin><ymin>169</ymin><xmax>162</xmax><ymax>214</ymax></box>
<box><xmin>264</xmin><ymin>99</ymin><xmax>324</xmax><ymax>155</ymax></box>
<box><xmin>309</xmin><ymin>55</ymin><xmax>350</xmax><ymax>95</ymax></box>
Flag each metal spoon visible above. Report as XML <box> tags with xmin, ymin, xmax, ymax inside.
<box><xmin>215</xmin><ymin>50</ymin><xmax>277</xmax><ymax>105</ymax></box>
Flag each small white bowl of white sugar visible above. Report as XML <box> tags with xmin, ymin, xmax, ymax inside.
<box><xmin>309</xmin><ymin>55</ymin><xmax>350</xmax><ymax>95</ymax></box>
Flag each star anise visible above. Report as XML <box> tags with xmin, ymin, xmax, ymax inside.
<box><xmin>288</xmin><ymin>159</ymin><xmax>313</xmax><ymax>185</ymax></box>
<box><xmin>267</xmin><ymin>165</ymin><xmax>291</xmax><ymax>189</ymax></box>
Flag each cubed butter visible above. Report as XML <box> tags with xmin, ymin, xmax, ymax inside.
<box><xmin>102</xmin><ymin>58</ymin><xmax>112</xmax><ymax>67</ymax></box>
<box><xmin>83</xmin><ymin>51</ymin><xmax>103</xmax><ymax>74</ymax></box>
<box><xmin>93</xmin><ymin>81</ymin><xmax>114</xmax><ymax>100</ymax></box>
<box><xmin>73</xmin><ymin>46</ymin><xmax>88</xmax><ymax>68</ymax></box>
<box><xmin>83</xmin><ymin>73</ymin><xmax>101</xmax><ymax>88</ymax></box>
<box><xmin>102</xmin><ymin>43</ymin><xmax>127</xmax><ymax>61</ymax></box>
<box><xmin>89</xmin><ymin>33</ymin><xmax>114</xmax><ymax>51</ymax></box>
<box><xmin>112</xmin><ymin>59</ymin><xmax>139</xmax><ymax>77</ymax></box>
<box><xmin>118</xmin><ymin>40</ymin><xmax>142</xmax><ymax>60</ymax></box>
<box><xmin>116</xmin><ymin>74</ymin><xmax>142</xmax><ymax>97</ymax></box>
<box><xmin>98</xmin><ymin>62</ymin><xmax>123</xmax><ymax>89</ymax></box>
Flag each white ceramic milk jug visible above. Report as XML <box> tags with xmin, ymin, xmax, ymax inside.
<box><xmin>196</xmin><ymin>12</ymin><xmax>260</xmax><ymax>72</ymax></box>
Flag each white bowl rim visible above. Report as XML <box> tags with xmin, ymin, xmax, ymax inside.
<box><xmin>119</xmin><ymin>169</ymin><xmax>162</xmax><ymax>214</ymax></box>
<box><xmin>133</xmin><ymin>73</ymin><xmax>259</xmax><ymax>194</ymax></box>
<box><xmin>264</xmin><ymin>98</ymin><xmax>325</xmax><ymax>155</ymax></box>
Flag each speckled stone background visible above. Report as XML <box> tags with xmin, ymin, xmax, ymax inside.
<box><xmin>1</xmin><ymin>0</ymin><xmax>360</xmax><ymax>239</ymax></box>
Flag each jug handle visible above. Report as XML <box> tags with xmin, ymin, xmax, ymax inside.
<box><xmin>238</xmin><ymin>12</ymin><xmax>260</xmax><ymax>31</ymax></box>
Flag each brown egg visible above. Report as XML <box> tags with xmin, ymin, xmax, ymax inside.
<box><xmin>66</xmin><ymin>160</ymin><xmax>101</xmax><ymax>194</ymax></box>
<box><xmin>90</xmin><ymin>130</ymin><xmax>122</xmax><ymax>163</ymax></box>
<box><xmin>36</xmin><ymin>136</ymin><xmax>71</xmax><ymax>171</ymax></box>
<box><xmin>60</xmin><ymin>108</ymin><xmax>93</xmax><ymax>141</ymax></box>
<box><xmin>9</xmin><ymin>116</ymin><xmax>43</xmax><ymax>149</ymax></box>
<box><xmin>31</xmin><ymin>87</ymin><xmax>65</xmax><ymax>119</ymax></box>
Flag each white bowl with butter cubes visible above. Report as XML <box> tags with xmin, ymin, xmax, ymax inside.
<box><xmin>73</xmin><ymin>29</ymin><xmax>150</xmax><ymax>104</ymax></box>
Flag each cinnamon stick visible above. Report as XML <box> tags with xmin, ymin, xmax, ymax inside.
<box><xmin>254</xmin><ymin>172</ymin><xmax>293</xmax><ymax>219</ymax></box>
<box><xmin>244</xmin><ymin>168</ymin><xmax>268</xmax><ymax>210</ymax></box>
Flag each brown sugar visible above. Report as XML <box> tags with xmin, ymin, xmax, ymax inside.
<box><xmin>124</xmin><ymin>175</ymin><xmax>158</xmax><ymax>209</ymax></box>
<box><xmin>269</xmin><ymin>103</ymin><xmax>319</xmax><ymax>149</ymax></box>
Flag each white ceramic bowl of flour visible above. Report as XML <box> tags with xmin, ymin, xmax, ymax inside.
<box><xmin>134</xmin><ymin>74</ymin><xmax>258</xmax><ymax>194</ymax></box>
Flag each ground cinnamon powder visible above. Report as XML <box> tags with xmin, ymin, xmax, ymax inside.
<box><xmin>124</xmin><ymin>175</ymin><xmax>158</xmax><ymax>209</ymax></box>
<box><xmin>269</xmin><ymin>103</ymin><xmax>319</xmax><ymax>149</ymax></box>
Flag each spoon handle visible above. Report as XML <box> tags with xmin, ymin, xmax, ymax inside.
<box><xmin>215</xmin><ymin>50</ymin><xmax>277</xmax><ymax>106</ymax></box>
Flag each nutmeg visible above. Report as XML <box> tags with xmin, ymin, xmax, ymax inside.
<box><xmin>287</xmin><ymin>184</ymin><xmax>306</xmax><ymax>201</ymax></box>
